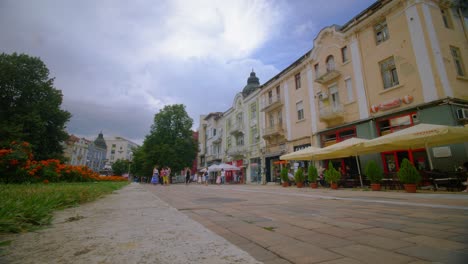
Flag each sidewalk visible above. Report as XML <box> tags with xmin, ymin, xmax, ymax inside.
<box><xmin>0</xmin><ymin>183</ymin><xmax>261</xmax><ymax>264</ymax></box>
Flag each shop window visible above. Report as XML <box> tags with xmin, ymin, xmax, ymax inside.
<box><xmin>322</xmin><ymin>127</ymin><xmax>356</xmax><ymax>147</ymax></box>
<box><xmin>377</xmin><ymin>113</ymin><xmax>414</xmax><ymax>136</ymax></box>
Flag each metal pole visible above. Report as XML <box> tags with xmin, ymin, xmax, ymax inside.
<box><xmin>425</xmin><ymin>142</ymin><xmax>434</xmax><ymax>170</ymax></box>
<box><xmin>355</xmin><ymin>155</ymin><xmax>364</xmax><ymax>188</ymax></box>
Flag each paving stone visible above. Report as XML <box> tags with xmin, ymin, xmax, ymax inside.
<box><xmin>292</xmin><ymin>220</ymin><xmax>333</xmax><ymax>230</ymax></box>
<box><xmin>262</xmin><ymin>258</ymin><xmax>293</xmax><ymax>264</ymax></box>
<box><xmin>400</xmin><ymin>227</ymin><xmax>457</xmax><ymax>239</ymax></box>
<box><xmin>268</xmin><ymin>242</ymin><xmax>341</xmax><ymax>264</ymax></box>
<box><xmin>315</xmin><ymin>226</ymin><xmax>363</xmax><ymax>238</ymax></box>
<box><xmin>319</xmin><ymin>257</ymin><xmax>364</xmax><ymax>264</ymax></box>
<box><xmin>295</xmin><ymin>232</ymin><xmax>354</xmax><ymax>248</ymax></box>
<box><xmin>396</xmin><ymin>245</ymin><xmax>468</xmax><ymax>264</ymax></box>
<box><xmin>330</xmin><ymin>220</ymin><xmax>373</xmax><ymax>230</ymax></box>
<box><xmin>347</xmin><ymin>234</ymin><xmax>415</xmax><ymax>250</ymax></box>
<box><xmin>329</xmin><ymin>244</ymin><xmax>415</xmax><ymax>264</ymax></box>
<box><xmin>403</xmin><ymin>235</ymin><xmax>466</xmax><ymax>250</ymax></box>
<box><xmin>361</xmin><ymin>227</ymin><xmax>413</xmax><ymax>239</ymax></box>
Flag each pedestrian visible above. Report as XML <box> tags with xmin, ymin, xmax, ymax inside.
<box><xmin>220</xmin><ymin>169</ymin><xmax>225</xmax><ymax>184</ymax></box>
<box><xmin>163</xmin><ymin>167</ymin><xmax>169</xmax><ymax>185</ymax></box>
<box><xmin>151</xmin><ymin>166</ymin><xmax>159</xmax><ymax>185</ymax></box>
<box><xmin>204</xmin><ymin>169</ymin><xmax>209</xmax><ymax>185</ymax></box>
<box><xmin>216</xmin><ymin>170</ymin><xmax>221</xmax><ymax>185</ymax></box>
<box><xmin>185</xmin><ymin>167</ymin><xmax>191</xmax><ymax>185</ymax></box>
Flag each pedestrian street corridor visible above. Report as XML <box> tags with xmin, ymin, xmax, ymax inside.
<box><xmin>144</xmin><ymin>184</ymin><xmax>468</xmax><ymax>264</ymax></box>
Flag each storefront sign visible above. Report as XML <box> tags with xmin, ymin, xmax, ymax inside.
<box><xmin>433</xmin><ymin>146</ymin><xmax>452</xmax><ymax>158</ymax></box>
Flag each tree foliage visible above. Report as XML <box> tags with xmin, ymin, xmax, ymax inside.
<box><xmin>0</xmin><ymin>53</ymin><xmax>71</xmax><ymax>160</ymax></box>
<box><xmin>112</xmin><ymin>159</ymin><xmax>130</xmax><ymax>176</ymax></box>
<box><xmin>133</xmin><ymin>104</ymin><xmax>197</xmax><ymax>177</ymax></box>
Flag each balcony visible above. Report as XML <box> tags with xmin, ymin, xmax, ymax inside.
<box><xmin>206</xmin><ymin>153</ymin><xmax>222</xmax><ymax>162</ymax></box>
<box><xmin>230</xmin><ymin>122</ymin><xmax>244</xmax><ymax>135</ymax></box>
<box><xmin>260</xmin><ymin>95</ymin><xmax>282</xmax><ymax>112</ymax></box>
<box><xmin>315</xmin><ymin>70</ymin><xmax>341</xmax><ymax>84</ymax></box>
<box><xmin>319</xmin><ymin>104</ymin><xmax>345</xmax><ymax>121</ymax></box>
<box><xmin>262</xmin><ymin>123</ymin><xmax>285</xmax><ymax>139</ymax></box>
<box><xmin>227</xmin><ymin>145</ymin><xmax>246</xmax><ymax>156</ymax></box>
<box><xmin>212</xmin><ymin>132</ymin><xmax>223</xmax><ymax>144</ymax></box>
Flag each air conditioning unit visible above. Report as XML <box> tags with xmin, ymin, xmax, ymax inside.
<box><xmin>318</xmin><ymin>91</ymin><xmax>328</xmax><ymax>101</ymax></box>
<box><xmin>457</xmin><ymin>108</ymin><xmax>468</xmax><ymax>120</ymax></box>
<box><xmin>412</xmin><ymin>114</ymin><xmax>420</xmax><ymax>124</ymax></box>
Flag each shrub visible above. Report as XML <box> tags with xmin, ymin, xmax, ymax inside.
<box><xmin>280</xmin><ymin>167</ymin><xmax>289</xmax><ymax>183</ymax></box>
<box><xmin>397</xmin><ymin>158</ymin><xmax>421</xmax><ymax>184</ymax></box>
<box><xmin>324</xmin><ymin>161</ymin><xmax>341</xmax><ymax>184</ymax></box>
<box><xmin>294</xmin><ymin>167</ymin><xmax>304</xmax><ymax>183</ymax></box>
<box><xmin>365</xmin><ymin>160</ymin><xmax>383</xmax><ymax>183</ymax></box>
<box><xmin>308</xmin><ymin>164</ymin><xmax>318</xmax><ymax>183</ymax></box>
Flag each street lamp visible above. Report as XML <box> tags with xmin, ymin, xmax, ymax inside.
<box><xmin>127</xmin><ymin>152</ymin><xmax>133</xmax><ymax>181</ymax></box>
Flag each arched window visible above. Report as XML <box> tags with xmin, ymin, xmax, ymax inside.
<box><xmin>326</xmin><ymin>55</ymin><xmax>335</xmax><ymax>72</ymax></box>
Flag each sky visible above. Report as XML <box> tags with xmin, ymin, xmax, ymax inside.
<box><xmin>0</xmin><ymin>0</ymin><xmax>376</xmax><ymax>145</ymax></box>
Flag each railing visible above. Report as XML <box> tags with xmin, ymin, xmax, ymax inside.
<box><xmin>263</xmin><ymin>123</ymin><xmax>285</xmax><ymax>137</ymax></box>
<box><xmin>227</xmin><ymin>145</ymin><xmax>246</xmax><ymax>156</ymax></box>
<box><xmin>319</xmin><ymin>104</ymin><xmax>344</xmax><ymax>121</ymax></box>
<box><xmin>230</xmin><ymin>122</ymin><xmax>244</xmax><ymax>134</ymax></box>
<box><xmin>260</xmin><ymin>95</ymin><xmax>282</xmax><ymax>111</ymax></box>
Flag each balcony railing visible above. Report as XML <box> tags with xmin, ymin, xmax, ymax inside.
<box><xmin>260</xmin><ymin>95</ymin><xmax>282</xmax><ymax>112</ymax></box>
<box><xmin>319</xmin><ymin>104</ymin><xmax>345</xmax><ymax>121</ymax></box>
<box><xmin>212</xmin><ymin>132</ymin><xmax>223</xmax><ymax>143</ymax></box>
<box><xmin>262</xmin><ymin>123</ymin><xmax>285</xmax><ymax>138</ymax></box>
<box><xmin>230</xmin><ymin>122</ymin><xmax>244</xmax><ymax>135</ymax></box>
<box><xmin>227</xmin><ymin>145</ymin><xmax>246</xmax><ymax>156</ymax></box>
<box><xmin>315</xmin><ymin>70</ymin><xmax>341</xmax><ymax>84</ymax></box>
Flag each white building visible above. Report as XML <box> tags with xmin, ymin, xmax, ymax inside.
<box><xmin>104</xmin><ymin>136</ymin><xmax>139</xmax><ymax>167</ymax></box>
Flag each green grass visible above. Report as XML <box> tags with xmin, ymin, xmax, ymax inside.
<box><xmin>0</xmin><ymin>182</ymin><xmax>129</xmax><ymax>234</ymax></box>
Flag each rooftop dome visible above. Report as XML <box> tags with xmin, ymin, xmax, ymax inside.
<box><xmin>94</xmin><ymin>132</ymin><xmax>107</xmax><ymax>150</ymax></box>
<box><xmin>242</xmin><ymin>70</ymin><xmax>260</xmax><ymax>97</ymax></box>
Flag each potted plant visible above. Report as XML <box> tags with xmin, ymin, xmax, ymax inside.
<box><xmin>280</xmin><ymin>167</ymin><xmax>289</xmax><ymax>187</ymax></box>
<box><xmin>324</xmin><ymin>161</ymin><xmax>341</xmax><ymax>189</ymax></box>
<box><xmin>294</xmin><ymin>167</ymin><xmax>305</xmax><ymax>188</ymax></box>
<box><xmin>397</xmin><ymin>158</ymin><xmax>421</xmax><ymax>193</ymax></box>
<box><xmin>365</xmin><ymin>160</ymin><xmax>383</xmax><ymax>191</ymax></box>
<box><xmin>308</xmin><ymin>164</ymin><xmax>318</xmax><ymax>188</ymax></box>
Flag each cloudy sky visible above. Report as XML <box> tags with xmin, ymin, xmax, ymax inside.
<box><xmin>1</xmin><ymin>0</ymin><xmax>375</xmax><ymax>145</ymax></box>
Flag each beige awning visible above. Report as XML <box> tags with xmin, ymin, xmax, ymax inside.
<box><xmin>279</xmin><ymin>146</ymin><xmax>322</xmax><ymax>161</ymax></box>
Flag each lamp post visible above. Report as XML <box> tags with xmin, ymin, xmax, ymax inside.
<box><xmin>127</xmin><ymin>152</ymin><xmax>133</xmax><ymax>182</ymax></box>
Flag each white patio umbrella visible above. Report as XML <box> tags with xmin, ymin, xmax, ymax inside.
<box><xmin>280</xmin><ymin>146</ymin><xmax>322</xmax><ymax>161</ymax></box>
<box><xmin>363</xmin><ymin>123</ymin><xmax>468</xmax><ymax>170</ymax></box>
<box><xmin>217</xmin><ymin>163</ymin><xmax>241</xmax><ymax>171</ymax></box>
<box><xmin>207</xmin><ymin>164</ymin><xmax>220</xmax><ymax>172</ymax></box>
<box><xmin>313</xmin><ymin>137</ymin><xmax>370</xmax><ymax>187</ymax></box>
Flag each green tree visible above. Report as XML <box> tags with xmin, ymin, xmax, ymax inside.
<box><xmin>0</xmin><ymin>53</ymin><xmax>71</xmax><ymax>160</ymax></box>
<box><xmin>112</xmin><ymin>159</ymin><xmax>130</xmax><ymax>176</ymax></box>
<box><xmin>135</xmin><ymin>104</ymin><xmax>197</xmax><ymax>176</ymax></box>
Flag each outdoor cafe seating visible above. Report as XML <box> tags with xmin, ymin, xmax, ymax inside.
<box><xmin>422</xmin><ymin>170</ymin><xmax>465</xmax><ymax>191</ymax></box>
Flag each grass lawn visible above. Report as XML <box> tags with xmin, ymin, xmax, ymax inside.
<box><xmin>0</xmin><ymin>181</ymin><xmax>129</xmax><ymax>234</ymax></box>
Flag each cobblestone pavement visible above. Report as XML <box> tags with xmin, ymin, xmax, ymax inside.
<box><xmin>145</xmin><ymin>183</ymin><xmax>468</xmax><ymax>264</ymax></box>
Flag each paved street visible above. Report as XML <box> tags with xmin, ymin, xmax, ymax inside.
<box><xmin>145</xmin><ymin>184</ymin><xmax>468</xmax><ymax>264</ymax></box>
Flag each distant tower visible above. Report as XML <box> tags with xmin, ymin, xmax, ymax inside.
<box><xmin>242</xmin><ymin>70</ymin><xmax>260</xmax><ymax>97</ymax></box>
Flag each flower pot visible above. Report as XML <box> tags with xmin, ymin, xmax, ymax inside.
<box><xmin>331</xmin><ymin>183</ymin><xmax>338</xmax><ymax>190</ymax></box>
<box><xmin>282</xmin><ymin>182</ymin><xmax>289</xmax><ymax>187</ymax></box>
<box><xmin>310</xmin><ymin>182</ymin><xmax>318</xmax><ymax>188</ymax></box>
<box><xmin>370</xmin><ymin>183</ymin><xmax>381</xmax><ymax>191</ymax></box>
<box><xmin>404</xmin><ymin>184</ymin><xmax>417</xmax><ymax>193</ymax></box>
<box><xmin>297</xmin><ymin>182</ymin><xmax>303</xmax><ymax>188</ymax></box>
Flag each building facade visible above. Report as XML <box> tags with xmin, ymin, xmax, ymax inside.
<box><xmin>104</xmin><ymin>136</ymin><xmax>139</xmax><ymax>168</ymax></box>
<box><xmin>197</xmin><ymin>0</ymin><xmax>468</xmax><ymax>184</ymax></box>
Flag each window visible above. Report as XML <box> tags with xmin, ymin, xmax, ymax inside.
<box><xmin>450</xmin><ymin>46</ymin><xmax>466</xmax><ymax>76</ymax></box>
<box><xmin>380</xmin><ymin>57</ymin><xmax>399</xmax><ymax>89</ymax></box>
<box><xmin>269</xmin><ymin>113</ymin><xmax>274</xmax><ymax>127</ymax></box>
<box><xmin>236</xmin><ymin>135</ymin><xmax>244</xmax><ymax>146</ymax></box>
<box><xmin>268</xmin><ymin>90</ymin><xmax>273</xmax><ymax>104</ymax></box>
<box><xmin>227</xmin><ymin>136</ymin><xmax>231</xmax><ymax>147</ymax></box>
<box><xmin>276</xmin><ymin>85</ymin><xmax>280</xmax><ymax>96</ymax></box>
<box><xmin>345</xmin><ymin>78</ymin><xmax>354</xmax><ymax>102</ymax></box>
<box><xmin>377</xmin><ymin>113</ymin><xmax>414</xmax><ymax>136</ymax></box>
<box><xmin>314</xmin><ymin>63</ymin><xmax>320</xmax><ymax>79</ymax></box>
<box><xmin>326</xmin><ymin>55</ymin><xmax>335</xmax><ymax>72</ymax></box>
<box><xmin>441</xmin><ymin>8</ymin><xmax>453</xmax><ymax>28</ymax></box>
<box><xmin>295</xmin><ymin>73</ymin><xmax>301</xmax><ymax>89</ymax></box>
<box><xmin>296</xmin><ymin>101</ymin><xmax>304</xmax><ymax>121</ymax></box>
<box><xmin>277</xmin><ymin>110</ymin><xmax>282</xmax><ymax>125</ymax></box>
<box><xmin>213</xmin><ymin>128</ymin><xmax>216</xmax><ymax>137</ymax></box>
<box><xmin>251</xmin><ymin>126</ymin><xmax>258</xmax><ymax>144</ymax></box>
<box><xmin>329</xmin><ymin>85</ymin><xmax>340</xmax><ymax>110</ymax></box>
<box><xmin>374</xmin><ymin>20</ymin><xmax>389</xmax><ymax>44</ymax></box>
<box><xmin>250</xmin><ymin>103</ymin><xmax>257</xmax><ymax>120</ymax></box>
<box><xmin>341</xmin><ymin>46</ymin><xmax>349</xmax><ymax>63</ymax></box>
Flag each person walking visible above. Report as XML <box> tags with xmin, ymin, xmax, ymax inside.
<box><xmin>151</xmin><ymin>166</ymin><xmax>159</xmax><ymax>185</ymax></box>
<box><xmin>204</xmin><ymin>169</ymin><xmax>209</xmax><ymax>186</ymax></box>
<box><xmin>220</xmin><ymin>169</ymin><xmax>226</xmax><ymax>184</ymax></box>
<box><xmin>216</xmin><ymin>170</ymin><xmax>221</xmax><ymax>185</ymax></box>
<box><xmin>185</xmin><ymin>167</ymin><xmax>191</xmax><ymax>185</ymax></box>
<box><xmin>163</xmin><ymin>167</ymin><xmax>170</xmax><ymax>185</ymax></box>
